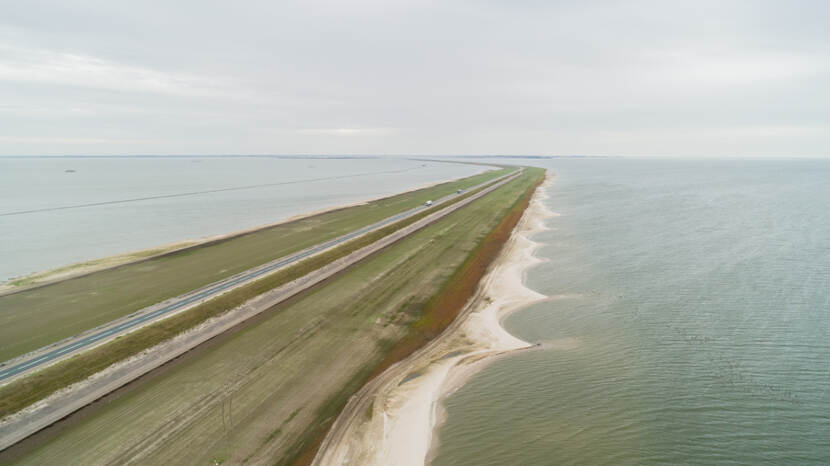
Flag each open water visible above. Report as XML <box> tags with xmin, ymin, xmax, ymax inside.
<box><xmin>434</xmin><ymin>158</ymin><xmax>830</xmax><ymax>465</ymax></box>
<box><xmin>0</xmin><ymin>156</ymin><xmax>485</xmax><ymax>281</ymax></box>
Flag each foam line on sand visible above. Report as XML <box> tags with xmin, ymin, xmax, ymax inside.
<box><xmin>313</xmin><ymin>174</ymin><xmax>556</xmax><ymax>466</ymax></box>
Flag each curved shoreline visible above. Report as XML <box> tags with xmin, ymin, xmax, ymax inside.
<box><xmin>312</xmin><ymin>174</ymin><xmax>554</xmax><ymax>466</ymax></box>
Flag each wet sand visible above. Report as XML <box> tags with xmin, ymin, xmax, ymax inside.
<box><xmin>313</xmin><ymin>175</ymin><xmax>555</xmax><ymax>466</ymax></box>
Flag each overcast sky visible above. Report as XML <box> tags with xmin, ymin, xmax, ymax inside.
<box><xmin>1</xmin><ymin>0</ymin><xmax>828</xmax><ymax>157</ymax></box>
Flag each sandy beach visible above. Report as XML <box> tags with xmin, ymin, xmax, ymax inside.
<box><xmin>312</xmin><ymin>174</ymin><xmax>555</xmax><ymax>466</ymax></box>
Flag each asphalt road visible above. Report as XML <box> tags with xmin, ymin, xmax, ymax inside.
<box><xmin>0</xmin><ymin>170</ymin><xmax>516</xmax><ymax>383</ymax></box>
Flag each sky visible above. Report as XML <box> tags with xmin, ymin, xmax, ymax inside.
<box><xmin>1</xmin><ymin>0</ymin><xmax>828</xmax><ymax>157</ymax></box>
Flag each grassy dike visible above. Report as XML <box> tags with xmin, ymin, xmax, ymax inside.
<box><xmin>6</xmin><ymin>167</ymin><xmax>545</xmax><ymax>466</ymax></box>
<box><xmin>289</xmin><ymin>168</ymin><xmax>546</xmax><ymax>466</ymax></box>
<box><xmin>0</xmin><ymin>167</ymin><xmax>508</xmax><ymax>362</ymax></box>
<box><xmin>0</xmin><ymin>176</ymin><xmax>505</xmax><ymax>419</ymax></box>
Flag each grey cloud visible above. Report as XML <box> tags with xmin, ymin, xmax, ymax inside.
<box><xmin>1</xmin><ymin>0</ymin><xmax>828</xmax><ymax>156</ymax></box>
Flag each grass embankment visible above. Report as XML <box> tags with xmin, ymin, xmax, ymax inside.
<box><xmin>0</xmin><ymin>168</ymin><xmax>508</xmax><ymax>362</ymax></box>
<box><xmin>6</xmin><ymin>168</ymin><xmax>544</xmax><ymax>466</ymax></box>
<box><xmin>0</xmin><ymin>176</ymin><xmax>507</xmax><ymax>419</ymax></box>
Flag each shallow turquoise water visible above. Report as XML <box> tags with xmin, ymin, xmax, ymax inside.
<box><xmin>0</xmin><ymin>156</ymin><xmax>484</xmax><ymax>281</ymax></box>
<box><xmin>434</xmin><ymin>158</ymin><xmax>830</xmax><ymax>465</ymax></box>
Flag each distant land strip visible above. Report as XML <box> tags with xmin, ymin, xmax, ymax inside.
<box><xmin>0</xmin><ymin>166</ymin><xmax>427</xmax><ymax>217</ymax></box>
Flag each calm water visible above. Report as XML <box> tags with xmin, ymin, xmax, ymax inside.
<box><xmin>0</xmin><ymin>157</ymin><xmax>485</xmax><ymax>281</ymax></box>
<box><xmin>434</xmin><ymin>158</ymin><xmax>830</xmax><ymax>465</ymax></box>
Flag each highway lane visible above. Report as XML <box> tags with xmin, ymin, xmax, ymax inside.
<box><xmin>0</xmin><ymin>170</ymin><xmax>517</xmax><ymax>383</ymax></box>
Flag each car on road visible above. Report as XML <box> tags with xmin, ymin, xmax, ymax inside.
<box><xmin>425</xmin><ymin>200</ymin><xmax>433</xmax><ymax>207</ymax></box>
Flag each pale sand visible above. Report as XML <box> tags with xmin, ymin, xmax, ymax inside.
<box><xmin>313</xmin><ymin>174</ymin><xmax>556</xmax><ymax>466</ymax></box>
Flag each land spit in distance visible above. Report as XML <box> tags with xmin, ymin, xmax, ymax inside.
<box><xmin>0</xmin><ymin>164</ymin><xmax>543</xmax><ymax>463</ymax></box>
<box><xmin>0</xmin><ymin>169</ymin><xmax>522</xmax><ymax>452</ymax></box>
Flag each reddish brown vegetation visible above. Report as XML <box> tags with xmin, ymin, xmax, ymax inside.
<box><xmin>372</xmin><ymin>174</ymin><xmax>543</xmax><ymax>378</ymax></box>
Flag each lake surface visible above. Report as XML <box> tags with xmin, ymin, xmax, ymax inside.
<box><xmin>434</xmin><ymin>158</ymin><xmax>830</xmax><ymax>465</ymax></box>
<box><xmin>0</xmin><ymin>157</ymin><xmax>485</xmax><ymax>281</ymax></box>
